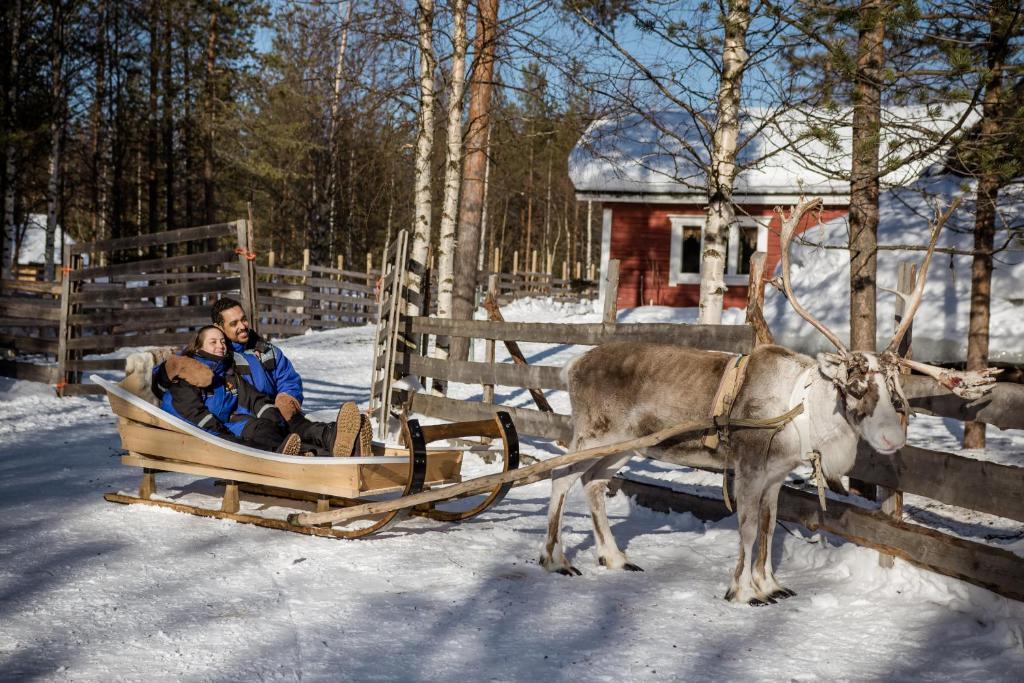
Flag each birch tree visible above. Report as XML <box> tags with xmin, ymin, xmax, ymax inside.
<box><xmin>327</xmin><ymin>1</ymin><xmax>354</xmax><ymax>264</ymax></box>
<box><xmin>435</xmin><ymin>0</ymin><xmax>469</xmax><ymax>328</ymax></box>
<box><xmin>699</xmin><ymin>0</ymin><xmax>752</xmax><ymax>324</ymax></box>
<box><xmin>408</xmin><ymin>0</ymin><xmax>437</xmax><ymax>316</ymax></box>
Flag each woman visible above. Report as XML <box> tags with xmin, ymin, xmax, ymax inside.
<box><xmin>160</xmin><ymin>327</ymin><xmax>364</xmax><ymax>456</ymax></box>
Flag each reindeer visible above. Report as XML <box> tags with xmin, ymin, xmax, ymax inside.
<box><xmin>540</xmin><ymin>197</ymin><xmax>997</xmax><ymax>605</ymax></box>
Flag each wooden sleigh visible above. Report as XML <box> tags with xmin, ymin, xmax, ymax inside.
<box><xmin>93</xmin><ymin>376</ymin><xmax>520</xmax><ymax>538</ymax></box>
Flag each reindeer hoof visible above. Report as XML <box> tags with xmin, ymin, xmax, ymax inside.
<box><xmin>623</xmin><ymin>563</ymin><xmax>644</xmax><ymax>572</ymax></box>
<box><xmin>748</xmin><ymin>597</ymin><xmax>776</xmax><ymax>607</ymax></box>
<box><xmin>556</xmin><ymin>566</ymin><xmax>582</xmax><ymax>577</ymax></box>
<box><xmin>771</xmin><ymin>588</ymin><xmax>797</xmax><ymax>600</ymax></box>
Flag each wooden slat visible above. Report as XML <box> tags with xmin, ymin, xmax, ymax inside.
<box><xmin>70</xmin><ymin>277</ymin><xmax>241</xmax><ymax>304</ymax></box>
<box><xmin>0</xmin><ymin>297</ymin><xmax>61</xmax><ymax>320</ymax></box>
<box><xmin>308</xmin><ymin>291</ymin><xmax>373</xmax><ymax>306</ymax></box>
<box><xmin>63</xmin><ymin>358</ymin><xmax>129</xmax><ymax>371</ymax></box>
<box><xmin>851</xmin><ymin>445</ymin><xmax>1024</xmax><ymax>523</ymax></box>
<box><xmin>408</xmin><ymin>353</ymin><xmax>565</xmax><ymax>390</ymax></box>
<box><xmin>0</xmin><ymin>333</ymin><xmax>59</xmax><ymax>354</ymax></box>
<box><xmin>259</xmin><ymin>324</ymin><xmax>310</xmax><ymax>336</ymax></box>
<box><xmin>0</xmin><ymin>360</ymin><xmax>59</xmax><ymax>383</ymax></box>
<box><xmin>410</xmin><ymin>392</ymin><xmax>572</xmax><ymax>441</ymax></box>
<box><xmin>612</xmin><ymin>478</ymin><xmax>1024</xmax><ymax>603</ymax></box>
<box><xmin>70</xmin><ymin>305</ymin><xmax>213</xmax><ymax>326</ymax></box>
<box><xmin>56</xmin><ymin>383</ymin><xmax>105</xmax><ymax>396</ymax></box>
<box><xmin>71</xmin><ymin>250</ymin><xmax>236</xmax><ymax>282</ymax></box>
<box><xmin>0</xmin><ymin>279</ymin><xmax>62</xmax><ymax>296</ymax></box>
<box><xmin>70</xmin><ymin>222</ymin><xmax>235</xmax><ymax>255</ymax></box>
<box><xmin>0</xmin><ymin>316</ymin><xmax>60</xmax><ymax>328</ymax></box>
<box><xmin>67</xmin><ymin>332</ymin><xmax>192</xmax><ymax>352</ymax></box>
<box><xmin>305</xmin><ymin>277</ymin><xmax>375</xmax><ymax>293</ymax></box>
<box><xmin>120</xmin><ymin>453</ymin><xmax>362</xmax><ymax>498</ymax></box>
<box><xmin>308</xmin><ymin>265</ymin><xmax>380</xmax><ymax>279</ymax></box>
<box><xmin>406</xmin><ymin>317</ymin><xmax>755</xmax><ymax>352</ymax></box>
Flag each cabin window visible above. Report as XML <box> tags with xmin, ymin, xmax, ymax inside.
<box><xmin>668</xmin><ymin>215</ymin><xmax>768</xmax><ymax>286</ymax></box>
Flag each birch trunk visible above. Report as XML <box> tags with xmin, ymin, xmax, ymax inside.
<box><xmin>407</xmin><ymin>0</ymin><xmax>437</xmax><ymax>316</ymax></box>
<box><xmin>45</xmin><ymin>0</ymin><xmax>65</xmax><ymax>281</ymax></box>
<box><xmin>327</xmin><ymin>1</ymin><xmax>354</xmax><ymax>264</ymax></box>
<box><xmin>849</xmin><ymin>0</ymin><xmax>885</xmax><ymax>352</ymax></box>
<box><xmin>698</xmin><ymin>0</ymin><xmax>750</xmax><ymax>324</ymax></box>
<box><xmin>433</xmin><ymin>0</ymin><xmax>469</xmax><ymax>381</ymax></box>
<box><xmin>3</xmin><ymin>0</ymin><xmax>22</xmax><ymax>276</ymax></box>
<box><xmin>451</xmin><ymin>0</ymin><xmax>499</xmax><ymax>362</ymax></box>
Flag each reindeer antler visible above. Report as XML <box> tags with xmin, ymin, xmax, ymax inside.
<box><xmin>885</xmin><ymin>196</ymin><xmax>963</xmax><ymax>354</ymax></box>
<box><xmin>899</xmin><ymin>358</ymin><xmax>1001</xmax><ymax>400</ymax></box>
<box><xmin>778</xmin><ymin>197</ymin><xmax>849</xmax><ymax>354</ymax></box>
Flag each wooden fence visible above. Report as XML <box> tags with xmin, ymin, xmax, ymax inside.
<box><xmin>226</xmin><ymin>257</ymin><xmax>381</xmax><ymax>338</ymax></box>
<box><xmin>477</xmin><ymin>271</ymin><xmax>598</xmax><ymax>304</ymax></box>
<box><xmin>368</xmin><ymin>251</ymin><xmax>1024</xmax><ymax>601</ymax></box>
<box><xmin>55</xmin><ymin>221</ymin><xmax>258</xmax><ymax>395</ymax></box>
<box><xmin>0</xmin><ymin>278</ymin><xmax>62</xmax><ymax>384</ymax></box>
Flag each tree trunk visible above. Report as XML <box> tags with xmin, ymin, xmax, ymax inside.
<box><xmin>698</xmin><ymin>0</ymin><xmax>750</xmax><ymax>324</ymax></box>
<box><xmin>90</xmin><ymin>0</ymin><xmax>107</xmax><ymax>246</ymax></box>
<box><xmin>202</xmin><ymin>3</ymin><xmax>218</xmax><ymax>226</ymax></box>
<box><xmin>45</xmin><ymin>0</ymin><xmax>65</xmax><ymax>281</ymax></box>
<box><xmin>327</xmin><ymin>0</ymin><xmax>354</xmax><ymax>264</ymax></box>
<box><xmin>433</xmin><ymin>0</ymin><xmax>469</xmax><ymax>387</ymax></box>
<box><xmin>964</xmin><ymin>3</ymin><xmax>1013</xmax><ymax>449</ymax></box>
<box><xmin>408</xmin><ymin>0</ymin><xmax>437</xmax><ymax>316</ymax></box>
<box><xmin>147</xmin><ymin>0</ymin><xmax>159</xmax><ymax>240</ymax></box>
<box><xmin>3</xmin><ymin>0</ymin><xmax>22</xmax><ymax>276</ymax></box>
<box><xmin>848</xmin><ymin>0</ymin><xmax>885</xmax><ymax>352</ymax></box>
<box><xmin>162</xmin><ymin>1</ymin><xmax>175</xmax><ymax>237</ymax></box>
<box><xmin>450</xmin><ymin>0</ymin><xmax>498</xmax><ymax>361</ymax></box>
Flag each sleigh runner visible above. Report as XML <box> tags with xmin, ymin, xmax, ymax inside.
<box><xmin>95</xmin><ymin>375</ymin><xmax>520</xmax><ymax>538</ymax></box>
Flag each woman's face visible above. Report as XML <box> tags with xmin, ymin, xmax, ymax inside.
<box><xmin>200</xmin><ymin>329</ymin><xmax>228</xmax><ymax>357</ymax></box>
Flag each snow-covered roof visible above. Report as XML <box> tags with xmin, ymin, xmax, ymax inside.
<box><xmin>569</xmin><ymin>106</ymin><xmax>975</xmax><ymax>200</ymax></box>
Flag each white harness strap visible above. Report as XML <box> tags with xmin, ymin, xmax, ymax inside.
<box><xmin>787</xmin><ymin>366</ymin><xmax>816</xmax><ymax>459</ymax></box>
<box><xmin>788</xmin><ymin>365</ymin><xmax>829</xmax><ymax>511</ymax></box>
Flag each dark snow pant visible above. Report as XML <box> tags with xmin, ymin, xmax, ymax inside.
<box><xmin>232</xmin><ymin>416</ymin><xmax>290</xmax><ymax>452</ymax></box>
<box><xmin>287</xmin><ymin>414</ymin><xmax>337</xmax><ymax>455</ymax></box>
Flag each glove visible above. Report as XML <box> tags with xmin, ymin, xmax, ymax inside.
<box><xmin>274</xmin><ymin>393</ymin><xmax>302</xmax><ymax>422</ymax></box>
<box><xmin>165</xmin><ymin>355</ymin><xmax>214</xmax><ymax>388</ymax></box>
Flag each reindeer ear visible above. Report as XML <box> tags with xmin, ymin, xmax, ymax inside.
<box><xmin>816</xmin><ymin>353</ymin><xmax>846</xmax><ymax>384</ymax></box>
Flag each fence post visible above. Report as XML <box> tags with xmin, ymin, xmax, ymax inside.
<box><xmin>301</xmin><ymin>248</ymin><xmax>311</xmax><ymax>332</ymax></box>
<box><xmin>235</xmin><ymin>219</ymin><xmax>258</xmax><ymax>327</ymax></box>
<box><xmin>878</xmin><ymin>260</ymin><xmax>914</xmax><ymax>568</ymax></box>
<box><xmin>744</xmin><ymin>251</ymin><xmax>774</xmax><ymax>346</ymax></box>
<box><xmin>268</xmin><ymin>250</ymin><xmax>275</xmax><ymax>268</ymax></box>
<box><xmin>492</xmin><ymin>247</ymin><xmax>500</xmax><ymax>273</ymax></box>
<box><xmin>56</xmin><ymin>243</ymin><xmax>75</xmax><ymax>395</ymax></box>
<box><xmin>603</xmin><ymin>259</ymin><xmax>620</xmax><ymax>324</ymax></box>
<box><xmin>512</xmin><ymin>250</ymin><xmax>518</xmax><ymax>275</ymax></box>
<box><xmin>482</xmin><ymin>274</ymin><xmax>498</xmax><ymax>405</ymax></box>
<box><xmin>366</xmin><ymin>252</ymin><xmax>374</xmax><ymax>325</ymax></box>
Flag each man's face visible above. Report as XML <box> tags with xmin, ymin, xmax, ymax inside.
<box><xmin>218</xmin><ymin>306</ymin><xmax>250</xmax><ymax>344</ymax></box>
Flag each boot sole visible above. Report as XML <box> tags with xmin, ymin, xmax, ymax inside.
<box><xmin>333</xmin><ymin>402</ymin><xmax>362</xmax><ymax>456</ymax></box>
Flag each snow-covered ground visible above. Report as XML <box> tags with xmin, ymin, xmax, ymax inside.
<box><xmin>1</xmin><ymin>299</ymin><xmax>1023</xmax><ymax>681</ymax></box>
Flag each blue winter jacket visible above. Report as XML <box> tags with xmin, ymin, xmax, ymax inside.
<box><xmin>152</xmin><ymin>331</ymin><xmax>303</xmax><ymax>405</ymax></box>
<box><xmin>160</xmin><ymin>352</ymin><xmax>278</xmax><ymax>438</ymax></box>
<box><xmin>229</xmin><ymin>333</ymin><xmax>303</xmax><ymax>404</ymax></box>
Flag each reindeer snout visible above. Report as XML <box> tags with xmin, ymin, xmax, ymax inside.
<box><xmin>876</xmin><ymin>430</ymin><xmax>905</xmax><ymax>454</ymax></box>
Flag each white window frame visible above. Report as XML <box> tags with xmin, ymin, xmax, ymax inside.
<box><xmin>668</xmin><ymin>215</ymin><xmax>769</xmax><ymax>287</ymax></box>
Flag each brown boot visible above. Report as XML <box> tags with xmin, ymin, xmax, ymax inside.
<box><xmin>356</xmin><ymin>414</ymin><xmax>373</xmax><ymax>455</ymax></box>
<box><xmin>275</xmin><ymin>393</ymin><xmax>302</xmax><ymax>422</ymax></box>
<box><xmin>276</xmin><ymin>433</ymin><xmax>302</xmax><ymax>455</ymax></box>
<box><xmin>332</xmin><ymin>402</ymin><xmax>361</xmax><ymax>456</ymax></box>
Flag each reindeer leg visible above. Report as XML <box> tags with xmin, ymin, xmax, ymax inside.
<box><xmin>761</xmin><ymin>479</ymin><xmax>796</xmax><ymax>600</ymax></box>
<box><xmin>725</xmin><ymin>468</ymin><xmax>765</xmax><ymax>606</ymax></box>
<box><xmin>752</xmin><ymin>478</ymin><xmax>793</xmax><ymax>602</ymax></box>
<box><xmin>539</xmin><ymin>459</ymin><xmax>592</xmax><ymax>576</ymax></box>
<box><xmin>582</xmin><ymin>452</ymin><xmax>641</xmax><ymax>572</ymax></box>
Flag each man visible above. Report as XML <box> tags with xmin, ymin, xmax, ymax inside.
<box><xmin>152</xmin><ymin>297</ymin><xmax>369</xmax><ymax>455</ymax></box>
